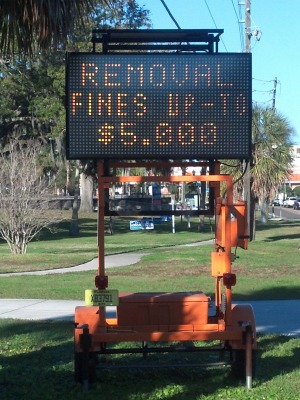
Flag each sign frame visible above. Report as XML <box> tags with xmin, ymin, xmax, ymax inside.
<box><xmin>66</xmin><ymin>52</ymin><xmax>252</xmax><ymax>160</ymax></box>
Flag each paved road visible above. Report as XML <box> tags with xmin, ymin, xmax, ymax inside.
<box><xmin>269</xmin><ymin>206</ymin><xmax>300</xmax><ymax>219</ymax></box>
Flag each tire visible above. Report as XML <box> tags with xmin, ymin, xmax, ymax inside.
<box><xmin>231</xmin><ymin>349</ymin><xmax>256</xmax><ymax>380</ymax></box>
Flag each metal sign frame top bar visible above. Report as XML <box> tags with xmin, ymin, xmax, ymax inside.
<box><xmin>91</xmin><ymin>29</ymin><xmax>224</xmax><ymax>53</ymax></box>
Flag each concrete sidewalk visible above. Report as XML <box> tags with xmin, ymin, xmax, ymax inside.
<box><xmin>0</xmin><ymin>240</ymin><xmax>215</xmax><ymax>277</ymax></box>
<box><xmin>0</xmin><ymin>252</ymin><xmax>147</xmax><ymax>277</ymax></box>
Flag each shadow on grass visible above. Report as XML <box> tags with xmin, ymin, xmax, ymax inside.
<box><xmin>35</xmin><ymin>217</ymin><xmax>299</xmax><ymax>245</ymax></box>
<box><xmin>35</xmin><ymin>218</ymin><xmax>98</xmax><ymax>242</ymax></box>
<box><xmin>109</xmin><ymin>218</ymin><xmax>214</xmax><ymax>236</ymax></box>
<box><xmin>255</xmin><ymin>219</ymin><xmax>300</xmax><ymax>238</ymax></box>
<box><xmin>34</xmin><ymin>217</ymin><xmax>213</xmax><ymax>244</ymax></box>
<box><xmin>255</xmin><ymin>219</ymin><xmax>300</xmax><ymax>231</ymax></box>
<box><xmin>263</xmin><ymin>232</ymin><xmax>300</xmax><ymax>242</ymax></box>
<box><xmin>1</xmin><ymin>320</ymin><xmax>299</xmax><ymax>399</ymax></box>
<box><xmin>254</xmin><ymin>334</ymin><xmax>300</xmax><ymax>382</ymax></box>
<box><xmin>0</xmin><ymin>321</ymin><xmax>76</xmax><ymax>399</ymax></box>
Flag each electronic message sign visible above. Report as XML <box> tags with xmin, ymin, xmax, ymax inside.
<box><xmin>66</xmin><ymin>53</ymin><xmax>252</xmax><ymax>160</ymax></box>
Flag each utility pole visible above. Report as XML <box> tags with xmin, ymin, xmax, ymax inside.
<box><xmin>244</xmin><ymin>0</ymin><xmax>252</xmax><ymax>238</ymax></box>
<box><xmin>272</xmin><ymin>77</ymin><xmax>278</xmax><ymax>110</ymax></box>
<box><xmin>245</xmin><ymin>0</ymin><xmax>251</xmax><ymax>52</ymax></box>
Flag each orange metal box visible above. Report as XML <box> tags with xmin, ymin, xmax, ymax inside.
<box><xmin>117</xmin><ymin>291</ymin><xmax>209</xmax><ymax>331</ymax></box>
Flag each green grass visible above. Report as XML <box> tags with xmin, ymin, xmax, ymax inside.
<box><xmin>0</xmin><ymin>218</ymin><xmax>300</xmax><ymax>399</ymax></box>
<box><xmin>0</xmin><ymin>214</ymin><xmax>214</xmax><ymax>273</ymax></box>
<box><xmin>0</xmin><ymin>218</ymin><xmax>299</xmax><ymax>301</ymax></box>
<box><xmin>0</xmin><ymin>319</ymin><xmax>299</xmax><ymax>400</ymax></box>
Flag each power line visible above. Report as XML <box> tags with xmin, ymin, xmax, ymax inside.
<box><xmin>203</xmin><ymin>0</ymin><xmax>228</xmax><ymax>52</ymax></box>
<box><xmin>160</xmin><ymin>0</ymin><xmax>230</xmax><ymax>52</ymax></box>
<box><xmin>253</xmin><ymin>78</ymin><xmax>274</xmax><ymax>83</ymax></box>
<box><xmin>204</xmin><ymin>0</ymin><xmax>218</xmax><ymax>29</ymax></box>
<box><xmin>253</xmin><ymin>89</ymin><xmax>273</xmax><ymax>94</ymax></box>
<box><xmin>230</xmin><ymin>0</ymin><xmax>244</xmax><ymax>52</ymax></box>
<box><xmin>159</xmin><ymin>0</ymin><xmax>181</xmax><ymax>29</ymax></box>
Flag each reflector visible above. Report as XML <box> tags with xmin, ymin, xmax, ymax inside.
<box><xmin>95</xmin><ymin>275</ymin><xmax>108</xmax><ymax>289</ymax></box>
<box><xmin>223</xmin><ymin>273</ymin><xmax>236</xmax><ymax>288</ymax></box>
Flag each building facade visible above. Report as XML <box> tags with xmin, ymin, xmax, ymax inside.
<box><xmin>289</xmin><ymin>145</ymin><xmax>300</xmax><ymax>191</ymax></box>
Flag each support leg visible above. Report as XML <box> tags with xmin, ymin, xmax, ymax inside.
<box><xmin>245</xmin><ymin>325</ymin><xmax>253</xmax><ymax>389</ymax></box>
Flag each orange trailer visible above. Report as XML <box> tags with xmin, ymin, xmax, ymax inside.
<box><xmin>67</xmin><ymin>28</ymin><xmax>255</xmax><ymax>391</ymax></box>
<box><xmin>74</xmin><ymin>160</ymin><xmax>256</xmax><ymax>389</ymax></box>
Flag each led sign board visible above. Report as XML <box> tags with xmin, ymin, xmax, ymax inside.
<box><xmin>66</xmin><ymin>53</ymin><xmax>252</xmax><ymax>159</ymax></box>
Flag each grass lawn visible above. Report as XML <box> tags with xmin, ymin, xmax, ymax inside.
<box><xmin>0</xmin><ymin>319</ymin><xmax>299</xmax><ymax>400</ymax></box>
<box><xmin>0</xmin><ymin>216</ymin><xmax>300</xmax><ymax>399</ymax></box>
<box><xmin>0</xmin><ymin>213</ymin><xmax>214</xmax><ymax>273</ymax></box>
<box><xmin>0</xmin><ymin>216</ymin><xmax>299</xmax><ymax>301</ymax></box>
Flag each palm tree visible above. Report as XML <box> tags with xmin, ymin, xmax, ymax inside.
<box><xmin>0</xmin><ymin>0</ymin><xmax>109</xmax><ymax>55</ymax></box>
<box><xmin>221</xmin><ymin>104</ymin><xmax>294</xmax><ymax>236</ymax></box>
<box><xmin>251</xmin><ymin>105</ymin><xmax>294</xmax><ymax>222</ymax></box>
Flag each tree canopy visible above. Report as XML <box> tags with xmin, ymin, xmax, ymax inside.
<box><xmin>221</xmin><ymin>104</ymin><xmax>294</xmax><ymax>230</ymax></box>
<box><xmin>0</xmin><ymin>0</ymin><xmax>151</xmax><ymax>187</ymax></box>
<box><xmin>251</xmin><ymin>104</ymin><xmax>294</xmax><ymax>202</ymax></box>
<box><xmin>0</xmin><ymin>1</ymin><xmax>295</xmax><ymax>227</ymax></box>
<box><xmin>0</xmin><ymin>0</ymin><xmax>96</xmax><ymax>56</ymax></box>
<box><xmin>0</xmin><ymin>1</ymin><xmax>152</xmax><ymax>253</ymax></box>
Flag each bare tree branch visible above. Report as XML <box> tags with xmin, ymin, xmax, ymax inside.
<box><xmin>0</xmin><ymin>137</ymin><xmax>64</xmax><ymax>254</ymax></box>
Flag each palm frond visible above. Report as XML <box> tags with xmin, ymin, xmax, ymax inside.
<box><xmin>0</xmin><ymin>0</ymin><xmax>108</xmax><ymax>56</ymax></box>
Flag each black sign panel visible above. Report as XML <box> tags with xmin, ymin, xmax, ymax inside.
<box><xmin>66</xmin><ymin>53</ymin><xmax>252</xmax><ymax>159</ymax></box>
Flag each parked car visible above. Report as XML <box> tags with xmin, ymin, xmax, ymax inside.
<box><xmin>271</xmin><ymin>198</ymin><xmax>281</xmax><ymax>206</ymax></box>
<box><xmin>293</xmin><ymin>198</ymin><xmax>300</xmax><ymax>210</ymax></box>
<box><xmin>283</xmin><ymin>197</ymin><xmax>297</xmax><ymax>207</ymax></box>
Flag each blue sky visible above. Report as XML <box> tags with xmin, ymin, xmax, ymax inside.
<box><xmin>137</xmin><ymin>0</ymin><xmax>300</xmax><ymax>144</ymax></box>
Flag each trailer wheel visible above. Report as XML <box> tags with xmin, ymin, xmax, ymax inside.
<box><xmin>74</xmin><ymin>351</ymin><xmax>97</xmax><ymax>384</ymax></box>
<box><xmin>231</xmin><ymin>348</ymin><xmax>256</xmax><ymax>380</ymax></box>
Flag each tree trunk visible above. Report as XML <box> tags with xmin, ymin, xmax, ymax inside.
<box><xmin>260</xmin><ymin>196</ymin><xmax>268</xmax><ymax>223</ymax></box>
<box><xmin>10</xmin><ymin>235</ymin><xmax>27</xmax><ymax>255</ymax></box>
<box><xmin>79</xmin><ymin>173</ymin><xmax>94</xmax><ymax>213</ymax></box>
<box><xmin>249</xmin><ymin>194</ymin><xmax>256</xmax><ymax>241</ymax></box>
<box><xmin>69</xmin><ymin>186</ymin><xmax>80</xmax><ymax>237</ymax></box>
<box><xmin>198</xmin><ymin>167</ymin><xmax>207</xmax><ymax>232</ymax></box>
